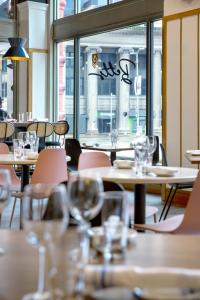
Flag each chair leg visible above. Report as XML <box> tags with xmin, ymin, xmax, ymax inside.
<box><xmin>163</xmin><ymin>187</ymin><xmax>177</xmax><ymax>220</ymax></box>
<box><xmin>19</xmin><ymin>199</ymin><xmax>22</xmax><ymax>230</ymax></box>
<box><xmin>159</xmin><ymin>186</ymin><xmax>174</xmax><ymax>222</ymax></box>
<box><xmin>153</xmin><ymin>213</ymin><xmax>157</xmax><ymax>223</ymax></box>
<box><xmin>9</xmin><ymin>198</ymin><xmax>17</xmax><ymax>228</ymax></box>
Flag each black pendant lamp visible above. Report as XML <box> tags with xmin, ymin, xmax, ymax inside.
<box><xmin>3</xmin><ymin>37</ymin><xmax>29</xmax><ymax>61</ymax></box>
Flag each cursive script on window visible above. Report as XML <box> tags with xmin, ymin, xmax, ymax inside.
<box><xmin>88</xmin><ymin>58</ymin><xmax>135</xmax><ymax>85</ymax></box>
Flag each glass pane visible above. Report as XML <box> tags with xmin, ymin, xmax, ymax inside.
<box><xmin>79</xmin><ymin>25</ymin><xmax>147</xmax><ymax>157</ymax></box>
<box><xmin>152</xmin><ymin>20</ymin><xmax>162</xmax><ymax>143</ymax></box>
<box><xmin>57</xmin><ymin>0</ymin><xmax>74</xmax><ymax>18</ymax></box>
<box><xmin>57</xmin><ymin>41</ymin><xmax>74</xmax><ymax>137</ymax></box>
<box><xmin>0</xmin><ymin>43</ymin><xmax>13</xmax><ymax>120</ymax></box>
<box><xmin>0</xmin><ymin>0</ymin><xmax>15</xmax><ymax>19</ymax></box>
<box><xmin>78</xmin><ymin>0</ymin><xmax>107</xmax><ymax>12</ymax></box>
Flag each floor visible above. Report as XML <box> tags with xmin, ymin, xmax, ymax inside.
<box><xmin>1</xmin><ymin>192</ymin><xmax>185</xmax><ymax>230</ymax></box>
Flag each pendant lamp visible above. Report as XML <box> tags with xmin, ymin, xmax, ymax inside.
<box><xmin>3</xmin><ymin>37</ymin><xmax>29</xmax><ymax>61</ymax></box>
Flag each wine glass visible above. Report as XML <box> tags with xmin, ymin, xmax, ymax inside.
<box><xmin>0</xmin><ymin>169</ymin><xmax>11</xmax><ymax>254</ymax></box>
<box><xmin>18</xmin><ymin>132</ymin><xmax>30</xmax><ymax>156</ymax></box>
<box><xmin>147</xmin><ymin>136</ymin><xmax>157</xmax><ymax>165</ymax></box>
<box><xmin>132</xmin><ymin>135</ymin><xmax>149</xmax><ymax>176</ymax></box>
<box><xmin>22</xmin><ymin>183</ymin><xmax>69</xmax><ymax>300</ymax></box>
<box><xmin>67</xmin><ymin>172</ymin><xmax>104</xmax><ymax>225</ymax></box>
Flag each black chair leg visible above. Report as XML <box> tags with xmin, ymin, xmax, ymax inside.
<box><xmin>9</xmin><ymin>198</ymin><xmax>17</xmax><ymax>228</ymax></box>
<box><xmin>163</xmin><ymin>187</ymin><xmax>177</xmax><ymax>220</ymax></box>
<box><xmin>159</xmin><ymin>186</ymin><xmax>174</xmax><ymax>222</ymax></box>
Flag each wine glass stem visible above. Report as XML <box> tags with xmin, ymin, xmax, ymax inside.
<box><xmin>37</xmin><ymin>245</ymin><xmax>46</xmax><ymax>294</ymax></box>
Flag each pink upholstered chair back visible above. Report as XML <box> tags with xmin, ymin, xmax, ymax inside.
<box><xmin>31</xmin><ymin>148</ymin><xmax>68</xmax><ymax>185</ymax></box>
<box><xmin>174</xmin><ymin>170</ymin><xmax>200</xmax><ymax>234</ymax></box>
<box><xmin>78</xmin><ymin>151</ymin><xmax>111</xmax><ymax>170</ymax></box>
<box><xmin>0</xmin><ymin>143</ymin><xmax>20</xmax><ymax>191</ymax></box>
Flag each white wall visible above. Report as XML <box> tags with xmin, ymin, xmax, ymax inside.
<box><xmin>164</xmin><ymin>1</ymin><xmax>200</xmax><ymax>167</ymax></box>
<box><xmin>165</xmin><ymin>0</ymin><xmax>200</xmax><ymax>15</ymax></box>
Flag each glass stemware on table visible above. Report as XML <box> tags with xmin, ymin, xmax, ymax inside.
<box><xmin>132</xmin><ymin>135</ymin><xmax>157</xmax><ymax>175</ymax></box>
<box><xmin>110</xmin><ymin>129</ymin><xmax>118</xmax><ymax>148</ymax></box>
<box><xmin>0</xmin><ymin>169</ymin><xmax>11</xmax><ymax>254</ymax></box>
<box><xmin>17</xmin><ymin>131</ymin><xmax>38</xmax><ymax>159</ymax></box>
<box><xmin>22</xmin><ymin>183</ymin><xmax>69</xmax><ymax>300</ymax></box>
<box><xmin>67</xmin><ymin>172</ymin><xmax>104</xmax><ymax>225</ymax></box>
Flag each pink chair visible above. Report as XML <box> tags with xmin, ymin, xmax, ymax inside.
<box><xmin>0</xmin><ymin>143</ymin><xmax>21</xmax><ymax>227</ymax></box>
<box><xmin>0</xmin><ymin>143</ymin><xmax>21</xmax><ymax>191</ymax></box>
<box><xmin>78</xmin><ymin>151</ymin><xmax>111</xmax><ymax>170</ymax></box>
<box><xmin>78</xmin><ymin>151</ymin><xmax>158</xmax><ymax>222</ymax></box>
<box><xmin>134</xmin><ymin>170</ymin><xmax>200</xmax><ymax>234</ymax></box>
<box><xmin>31</xmin><ymin>148</ymin><xmax>68</xmax><ymax>185</ymax></box>
<box><xmin>11</xmin><ymin>148</ymin><xmax>68</xmax><ymax>229</ymax></box>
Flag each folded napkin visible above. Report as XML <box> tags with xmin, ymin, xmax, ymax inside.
<box><xmin>113</xmin><ymin>160</ymin><xmax>133</xmax><ymax>169</ymax></box>
<box><xmin>85</xmin><ymin>265</ymin><xmax>200</xmax><ymax>289</ymax></box>
<box><xmin>186</xmin><ymin>150</ymin><xmax>200</xmax><ymax>156</ymax></box>
<box><xmin>145</xmin><ymin>166</ymin><xmax>178</xmax><ymax>177</ymax></box>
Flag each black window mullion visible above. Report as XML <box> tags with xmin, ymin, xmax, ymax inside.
<box><xmin>74</xmin><ymin>38</ymin><xmax>80</xmax><ymax>139</ymax></box>
<box><xmin>146</xmin><ymin>21</ymin><xmax>153</xmax><ymax>136</ymax></box>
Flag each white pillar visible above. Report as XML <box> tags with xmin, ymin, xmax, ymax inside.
<box><xmin>153</xmin><ymin>50</ymin><xmax>162</xmax><ymax>129</ymax></box>
<box><xmin>118</xmin><ymin>47</ymin><xmax>131</xmax><ymax>133</ymax></box>
<box><xmin>17</xmin><ymin>1</ymin><xmax>49</xmax><ymax>120</ymax></box>
<box><xmin>85</xmin><ymin>47</ymin><xmax>101</xmax><ymax>133</ymax></box>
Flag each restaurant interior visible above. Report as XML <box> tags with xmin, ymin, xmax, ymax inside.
<box><xmin>1</xmin><ymin>0</ymin><xmax>200</xmax><ymax>299</ymax></box>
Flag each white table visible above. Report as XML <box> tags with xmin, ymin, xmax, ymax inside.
<box><xmin>78</xmin><ymin>167</ymin><xmax>198</xmax><ymax>224</ymax></box>
<box><xmin>185</xmin><ymin>153</ymin><xmax>200</xmax><ymax>164</ymax></box>
<box><xmin>0</xmin><ymin>154</ymin><xmax>71</xmax><ymax>190</ymax></box>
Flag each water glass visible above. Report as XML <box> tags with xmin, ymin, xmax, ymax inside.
<box><xmin>133</xmin><ymin>135</ymin><xmax>149</xmax><ymax>176</ymax></box>
<box><xmin>13</xmin><ymin>139</ymin><xmax>23</xmax><ymax>159</ymax></box>
<box><xmin>147</xmin><ymin>136</ymin><xmax>157</xmax><ymax>166</ymax></box>
<box><xmin>48</xmin><ymin>224</ymin><xmax>89</xmax><ymax>300</ymax></box>
<box><xmin>22</xmin><ymin>183</ymin><xmax>69</xmax><ymax>300</ymax></box>
<box><xmin>102</xmin><ymin>191</ymin><xmax>129</xmax><ymax>261</ymax></box>
<box><xmin>18</xmin><ymin>112</ymin><xmax>24</xmax><ymax>122</ymax></box>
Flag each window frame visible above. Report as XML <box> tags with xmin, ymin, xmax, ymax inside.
<box><xmin>52</xmin><ymin>0</ymin><xmax>163</xmax><ymax>138</ymax></box>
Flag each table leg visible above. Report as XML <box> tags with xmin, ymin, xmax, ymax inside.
<box><xmin>134</xmin><ymin>184</ymin><xmax>146</xmax><ymax>224</ymax></box>
<box><xmin>21</xmin><ymin>165</ymin><xmax>30</xmax><ymax>191</ymax></box>
<box><xmin>110</xmin><ymin>152</ymin><xmax>116</xmax><ymax>165</ymax></box>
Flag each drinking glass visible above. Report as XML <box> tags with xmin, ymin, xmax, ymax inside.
<box><xmin>13</xmin><ymin>139</ymin><xmax>23</xmax><ymax>159</ymax></box>
<box><xmin>110</xmin><ymin>129</ymin><xmax>118</xmax><ymax>148</ymax></box>
<box><xmin>22</xmin><ymin>183</ymin><xmax>69</xmax><ymax>300</ymax></box>
<box><xmin>102</xmin><ymin>191</ymin><xmax>129</xmax><ymax>261</ymax></box>
<box><xmin>133</xmin><ymin>135</ymin><xmax>149</xmax><ymax>176</ymax></box>
<box><xmin>67</xmin><ymin>172</ymin><xmax>104</xmax><ymax>225</ymax></box>
<box><xmin>0</xmin><ymin>169</ymin><xmax>11</xmax><ymax>254</ymax></box>
<box><xmin>28</xmin><ymin>131</ymin><xmax>37</xmax><ymax>151</ymax></box>
<box><xmin>18</xmin><ymin>112</ymin><xmax>24</xmax><ymax>122</ymax></box>
<box><xmin>147</xmin><ymin>136</ymin><xmax>157</xmax><ymax>165</ymax></box>
<box><xmin>48</xmin><ymin>224</ymin><xmax>90</xmax><ymax>300</ymax></box>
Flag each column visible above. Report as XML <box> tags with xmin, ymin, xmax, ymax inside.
<box><xmin>85</xmin><ymin>46</ymin><xmax>101</xmax><ymax>133</ymax></box>
<box><xmin>17</xmin><ymin>1</ymin><xmax>49</xmax><ymax>120</ymax></box>
<box><xmin>58</xmin><ymin>0</ymin><xmax>66</xmax><ymax>120</ymax></box>
<box><xmin>153</xmin><ymin>50</ymin><xmax>162</xmax><ymax>131</ymax></box>
<box><xmin>118</xmin><ymin>47</ymin><xmax>131</xmax><ymax>134</ymax></box>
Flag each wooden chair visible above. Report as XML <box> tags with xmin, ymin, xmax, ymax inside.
<box><xmin>134</xmin><ymin>170</ymin><xmax>200</xmax><ymax>234</ymax></box>
<box><xmin>46</xmin><ymin>120</ymin><xmax>70</xmax><ymax>148</ymax></box>
<box><xmin>27</xmin><ymin>122</ymin><xmax>53</xmax><ymax>152</ymax></box>
<box><xmin>0</xmin><ymin>122</ymin><xmax>15</xmax><ymax>148</ymax></box>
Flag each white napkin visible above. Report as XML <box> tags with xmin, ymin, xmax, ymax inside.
<box><xmin>85</xmin><ymin>265</ymin><xmax>200</xmax><ymax>289</ymax></box>
<box><xmin>113</xmin><ymin>160</ymin><xmax>133</xmax><ymax>169</ymax></box>
<box><xmin>186</xmin><ymin>150</ymin><xmax>200</xmax><ymax>156</ymax></box>
<box><xmin>145</xmin><ymin>166</ymin><xmax>178</xmax><ymax>177</ymax></box>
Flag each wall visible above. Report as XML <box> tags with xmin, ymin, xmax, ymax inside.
<box><xmin>163</xmin><ymin>0</ymin><xmax>200</xmax><ymax>167</ymax></box>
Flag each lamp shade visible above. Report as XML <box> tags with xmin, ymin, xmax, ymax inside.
<box><xmin>3</xmin><ymin>38</ymin><xmax>29</xmax><ymax>61</ymax></box>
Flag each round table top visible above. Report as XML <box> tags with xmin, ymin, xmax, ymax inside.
<box><xmin>78</xmin><ymin>166</ymin><xmax>198</xmax><ymax>184</ymax></box>
<box><xmin>1</xmin><ymin>230</ymin><xmax>200</xmax><ymax>300</ymax></box>
<box><xmin>0</xmin><ymin>154</ymin><xmax>71</xmax><ymax>165</ymax></box>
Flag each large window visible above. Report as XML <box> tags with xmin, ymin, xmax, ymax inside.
<box><xmin>57</xmin><ymin>41</ymin><xmax>74</xmax><ymax>136</ymax></box>
<box><xmin>0</xmin><ymin>43</ymin><xmax>13</xmax><ymax>118</ymax></box>
<box><xmin>56</xmin><ymin>0</ymin><xmax>123</xmax><ymax>18</ymax></box>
